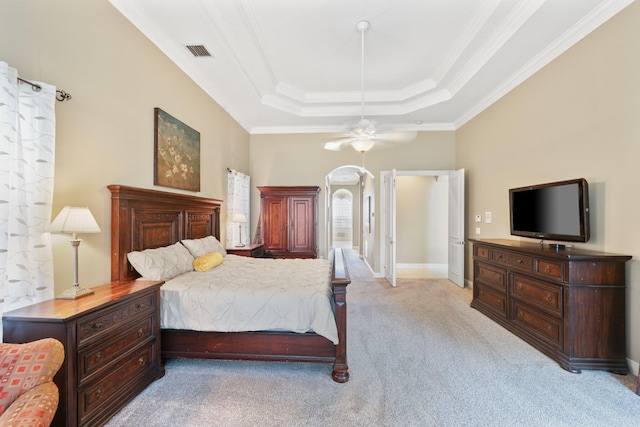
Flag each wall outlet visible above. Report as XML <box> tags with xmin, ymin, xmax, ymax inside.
<box><xmin>475</xmin><ymin>227</ymin><xmax>481</xmax><ymax>235</ymax></box>
<box><xmin>485</xmin><ymin>211</ymin><xmax>492</xmax><ymax>224</ymax></box>
<box><xmin>475</xmin><ymin>215</ymin><xmax>482</xmax><ymax>223</ymax></box>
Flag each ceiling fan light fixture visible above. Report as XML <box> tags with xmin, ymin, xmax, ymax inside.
<box><xmin>351</xmin><ymin>137</ymin><xmax>375</xmax><ymax>153</ymax></box>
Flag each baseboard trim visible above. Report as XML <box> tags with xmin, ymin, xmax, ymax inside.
<box><xmin>628</xmin><ymin>358</ymin><xmax>639</xmax><ymax>377</ymax></box>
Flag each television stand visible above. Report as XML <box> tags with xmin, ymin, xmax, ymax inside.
<box><xmin>470</xmin><ymin>238</ymin><xmax>631</xmax><ymax>373</ymax></box>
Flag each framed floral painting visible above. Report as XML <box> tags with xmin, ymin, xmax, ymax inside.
<box><xmin>154</xmin><ymin>108</ymin><xmax>200</xmax><ymax>191</ymax></box>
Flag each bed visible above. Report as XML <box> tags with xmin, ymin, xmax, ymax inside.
<box><xmin>108</xmin><ymin>185</ymin><xmax>350</xmax><ymax>382</ymax></box>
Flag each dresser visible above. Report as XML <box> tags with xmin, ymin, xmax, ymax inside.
<box><xmin>2</xmin><ymin>280</ymin><xmax>164</xmax><ymax>427</ymax></box>
<box><xmin>258</xmin><ymin>186</ymin><xmax>319</xmax><ymax>258</ymax></box>
<box><xmin>470</xmin><ymin>239</ymin><xmax>631</xmax><ymax>373</ymax></box>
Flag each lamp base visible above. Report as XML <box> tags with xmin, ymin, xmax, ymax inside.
<box><xmin>57</xmin><ymin>285</ymin><xmax>95</xmax><ymax>300</ymax></box>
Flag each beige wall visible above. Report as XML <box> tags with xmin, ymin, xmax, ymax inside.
<box><xmin>396</xmin><ymin>175</ymin><xmax>448</xmax><ymax>265</ymax></box>
<box><xmin>1</xmin><ymin>0</ymin><xmax>249</xmax><ymax>293</ymax></box>
<box><xmin>249</xmin><ymin>132</ymin><xmax>456</xmax><ymax>268</ymax></box>
<box><xmin>456</xmin><ymin>2</ymin><xmax>640</xmax><ymax>365</ymax></box>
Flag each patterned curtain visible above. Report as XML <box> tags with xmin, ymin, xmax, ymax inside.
<box><xmin>226</xmin><ymin>169</ymin><xmax>250</xmax><ymax>248</ymax></box>
<box><xmin>0</xmin><ymin>62</ymin><xmax>56</xmax><ymax>340</ymax></box>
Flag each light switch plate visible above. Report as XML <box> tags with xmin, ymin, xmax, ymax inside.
<box><xmin>485</xmin><ymin>212</ymin><xmax>492</xmax><ymax>224</ymax></box>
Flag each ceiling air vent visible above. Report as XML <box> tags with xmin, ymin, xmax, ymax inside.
<box><xmin>186</xmin><ymin>45</ymin><xmax>212</xmax><ymax>57</ymax></box>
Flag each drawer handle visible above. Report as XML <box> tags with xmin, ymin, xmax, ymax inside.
<box><xmin>544</xmin><ymin>266</ymin><xmax>551</xmax><ymax>273</ymax></box>
<box><xmin>95</xmin><ymin>352</ymin><xmax>102</xmax><ymax>362</ymax></box>
<box><xmin>516</xmin><ymin>283</ymin><xmax>522</xmax><ymax>290</ymax></box>
<box><xmin>547</xmin><ymin>326</ymin><xmax>553</xmax><ymax>333</ymax></box>
<box><xmin>139</xmin><ymin>357</ymin><xmax>145</xmax><ymax>366</ymax></box>
<box><xmin>138</xmin><ymin>328</ymin><xmax>144</xmax><ymax>337</ymax></box>
<box><xmin>95</xmin><ymin>388</ymin><xmax>103</xmax><ymax>399</ymax></box>
<box><xmin>136</xmin><ymin>303</ymin><xmax>144</xmax><ymax>310</ymax></box>
<box><xmin>92</xmin><ymin>322</ymin><xmax>104</xmax><ymax>331</ymax></box>
<box><xmin>546</xmin><ymin>293</ymin><xmax>552</xmax><ymax>302</ymax></box>
<box><xmin>516</xmin><ymin>259</ymin><xmax>523</xmax><ymax>264</ymax></box>
<box><xmin>517</xmin><ymin>310</ymin><xmax>523</xmax><ymax>318</ymax></box>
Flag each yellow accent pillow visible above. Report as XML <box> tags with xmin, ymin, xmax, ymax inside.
<box><xmin>193</xmin><ymin>251</ymin><xmax>224</xmax><ymax>272</ymax></box>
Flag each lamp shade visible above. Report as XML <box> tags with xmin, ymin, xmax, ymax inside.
<box><xmin>48</xmin><ymin>206</ymin><xmax>101</xmax><ymax>234</ymax></box>
<box><xmin>351</xmin><ymin>137</ymin><xmax>375</xmax><ymax>153</ymax></box>
<box><xmin>232</xmin><ymin>212</ymin><xmax>247</xmax><ymax>223</ymax></box>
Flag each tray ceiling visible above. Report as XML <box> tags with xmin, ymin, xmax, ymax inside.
<box><xmin>109</xmin><ymin>0</ymin><xmax>633</xmax><ymax>134</ymax></box>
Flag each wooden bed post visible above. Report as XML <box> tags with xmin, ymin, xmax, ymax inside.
<box><xmin>331</xmin><ymin>248</ymin><xmax>350</xmax><ymax>383</ymax></box>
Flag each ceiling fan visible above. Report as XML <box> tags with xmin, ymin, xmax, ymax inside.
<box><xmin>323</xmin><ymin>20</ymin><xmax>416</xmax><ymax>153</ymax></box>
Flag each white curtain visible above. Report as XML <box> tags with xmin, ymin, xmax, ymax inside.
<box><xmin>226</xmin><ymin>169</ymin><xmax>250</xmax><ymax>247</ymax></box>
<box><xmin>0</xmin><ymin>62</ymin><xmax>56</xmax><ymax>340</ymax></box>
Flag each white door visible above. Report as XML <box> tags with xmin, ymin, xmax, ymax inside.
<box><xmin>448</xmin><ymin>169</ymin><xmax>465</xmax><ymax>287</ymax></box>
<box><xmin>384</xmin><ymin>170</ymin><xmax>397</xmax><ymax>287</ymax></box>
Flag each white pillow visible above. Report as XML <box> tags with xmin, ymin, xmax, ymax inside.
<box><xmin>127</xmin><ymin>242</ymin><xmax>194</xmax><ymax>281</ymax></box>
<box><xmin>181</xmin><ymin>235</ymin><xmax>227</xmax><ymax>257</ymax></box>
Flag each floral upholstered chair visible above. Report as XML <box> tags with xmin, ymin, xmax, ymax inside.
<box><xmin>0</xmin><ymin>338</ymin><xmax>64</xmax><ymax>427</ymax></box>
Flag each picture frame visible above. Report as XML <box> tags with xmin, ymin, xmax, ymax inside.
<box><xmin>154</xmin><ymin>108</ymin><xmax>201</xmax><ymax>192</ymax></box>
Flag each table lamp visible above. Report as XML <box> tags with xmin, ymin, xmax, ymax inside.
<box><xmin>232</xmin><ymin>212</ymin><xmax>247</xmax><ymax>247</ymax></box>
<box><xmin>48</xmin><ymin>206</ymin><xmax>101</xmax><ymax>299</ymax></box>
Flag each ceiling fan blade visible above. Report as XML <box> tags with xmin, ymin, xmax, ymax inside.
<box><xmin>323</xmin><ymin>140</ymin><xmax>348</xmax><ymax>151</ymax></box>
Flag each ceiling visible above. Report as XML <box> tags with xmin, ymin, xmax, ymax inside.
<box><xmin>109</xmin><ymin>0</ymin><xmax>632</xmax><ymax>136</ymax></box>
<box><xmin>109</xmin><ymin>1</ymin><xmax>631</xmax><ymax>186</ymax></box>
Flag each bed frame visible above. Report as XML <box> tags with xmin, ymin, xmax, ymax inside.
<box><xmin>109</xmin><ymin>185</ymin><xmax>350</xmax><ymax>382</ymax></box>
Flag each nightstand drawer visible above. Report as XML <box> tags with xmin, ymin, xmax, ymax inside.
<box><xmin>77</xmin><ymin>293</ymin><xmax>155</xmax><ymax>347</ymax></box>
<box><xmin>78</xmin><ymin>344</ymin><xmax>153</xmax><ymax>425</ymax></box>
<box><xmin>78</xmin><ymin>315</ymin><xmax>155</xmax><ymax>384</ymax></box>
<box><xmin>226</xmin><ymin>243</ymin><xmax>265</xmax><ymax>258</ymax></box>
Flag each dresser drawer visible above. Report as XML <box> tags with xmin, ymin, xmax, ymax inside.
<box><xmin>535</xmin><ymin>259</ymin><xmax>563</xmax><ymax>281</ymax></box>
<box><xmin>511</xmin><ymin>274</ymin><xmax>563</xmax><ymax>317</ymax></box>
<box><xmin>512</xmin><ymin>301</ymin><xmax>563</xmax><ymax>349</ymax></box>
<box><xmin>474</xmin><ymin>283</ymin><xmax>507</xmax><ymax>317</ymax></box>
<box><xmin>78</xmin><ymin>315</ymin><xmax>155</xmax><ymax>384</ymax></box>
<box><xmin>474</xmin><ymin>262</ymin><xmax>506</xmax><ymax>292</ymax></box>
<box><xmin>491</xmin><ymin>249</ymin><xmax>533</xmax><ymax>273</ymax></box>
<box><xmin>78</xmin><ymin>344</ymin><xmax>154</xmax><ymax>425</ymax></box>
<box><xmin>77</xmin><ymin>293</ymin><xmax>155</xmax><ymax>347</ymax></box>
<box><xmin>474</xmin><ymin>245</ymin><xmax>489</xmax><ymax>260</ymax></box>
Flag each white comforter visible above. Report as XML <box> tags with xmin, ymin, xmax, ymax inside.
<box><xmin>160</xmin><ymin>254</ymin><xmax>338</xmax><ymax>344</ymax></box>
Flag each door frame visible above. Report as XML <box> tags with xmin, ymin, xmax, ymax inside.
<box><xmin>379</xmin><ymin>169</ymin><xmax>463</xmax><ymax>285</ymax></box>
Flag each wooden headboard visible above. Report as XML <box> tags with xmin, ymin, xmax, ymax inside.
<box><xmin>109</xmin><ymin>185</ymin><xmax>222</xmax><ymax>282</ymax></box>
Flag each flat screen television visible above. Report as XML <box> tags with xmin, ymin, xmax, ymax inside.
<box><xmin>509</xmin><ymin>178</ymin><xmax>590</xmax><ymax>243</ymax></box>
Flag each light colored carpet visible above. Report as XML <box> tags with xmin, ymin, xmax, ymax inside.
<box><xmin>106</xmin><ymin>249</ymin><xmax>640</xmax><ymax>426</ymax></box>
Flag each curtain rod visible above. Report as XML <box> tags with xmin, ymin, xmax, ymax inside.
<box><xmin>17</xmin><ymin>76</ymin><xmax>72</xmax><ymax>102</ymax></box>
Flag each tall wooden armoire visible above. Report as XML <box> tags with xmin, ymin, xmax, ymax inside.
<box><xmin>258</xmin><ymin>186</ymin><xmax>319</xmax><ymax>258</ymax></box>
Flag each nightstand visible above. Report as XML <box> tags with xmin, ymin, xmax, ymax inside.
<box><xmin>2</xmin><ymin>279</ymin><xmax>164</xmax><ymax>427</ymax></box>
<box><xmin>226</xmin><ymin>243</ymin><xmax>265</xmax><ymax>257</ymax></box>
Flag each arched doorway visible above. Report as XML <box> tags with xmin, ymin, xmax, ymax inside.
<box><xmin>325</xmin><ymin>165</ymin><xmax>374</xmax><ymax>259</ymax></box>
